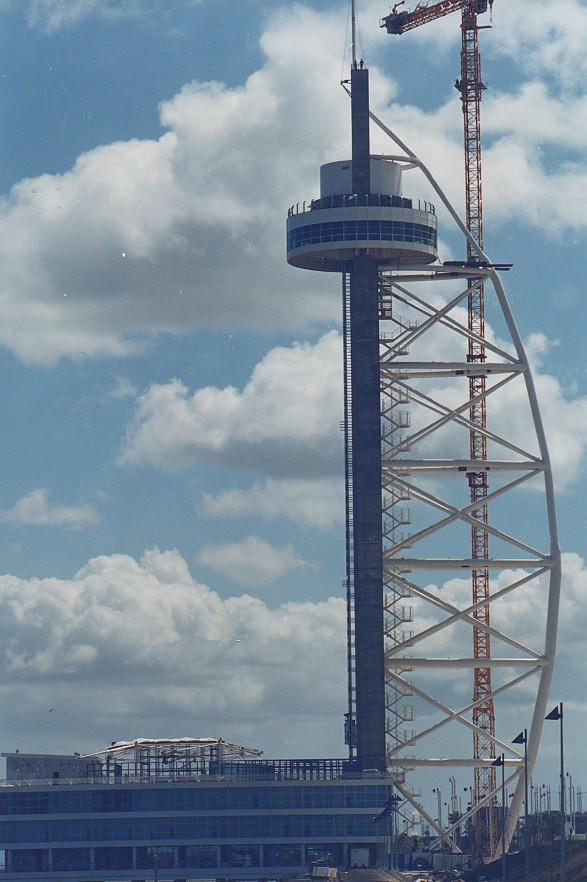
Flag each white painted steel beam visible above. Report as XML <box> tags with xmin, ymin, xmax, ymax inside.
<box><xmin>372</xmin><ymin>108</ymin><xmax>560</xmax><ymax>863</ymax></box>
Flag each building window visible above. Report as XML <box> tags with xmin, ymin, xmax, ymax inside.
<box><xmin>8</xmin><ymin>849</ymin><xmax>48</xmax><ymax>873</ymax></box>
<box><xmin>263</xmin><ymin>844</ymin><xmax>303</xmax><ymax>867</ymax></box>
<box><xmin>136</xmin><ymin>845</ymin><xmax>175</xmax><ymax>870</ymax></box>
<box><xmin>178</xmin><ymin>845</ymin><xmax>216</xmax><ymax>869</ymax></box>
<box><xmin>306</xmin><ymin>844</ymin><xmax>344</xmax><ymax>865</ymax></box>
<box><xmin>220</xmin><ymin>845</ymin><xmax>260</xmax><ymax>868</ymax></box>
<box><xmin>52</xmin><ymin>847</ymin><xmax>91</xmax><ymax>871</ymax></box>
<box><xmin>94</xmin><ymin>846</ymin><xmax>133</xmax><ymax>871</ymax></box>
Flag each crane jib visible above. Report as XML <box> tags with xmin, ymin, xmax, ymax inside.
<box><xmin>381</xmin><ymin>0</ymin><xmax>488</xmax><ymax>35</ymax></box>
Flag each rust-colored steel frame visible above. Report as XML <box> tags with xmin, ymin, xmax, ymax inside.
<box><xmin>382</xmin><ymin>0</ymin><xmax>498</xmax><ymax>856</ymax></box>
<box><xmin>381</xmin><ymin>0</ymin><xmax>462</xmax><ymax>34</ymax></box>
<box><xmin>460</xmin><ymin>1</ymin><xmax>497</xmax><ymax>858</ymax></box>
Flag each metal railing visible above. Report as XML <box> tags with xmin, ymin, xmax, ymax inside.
<box><xmin>0</xmin><ymin>758</ymin><xmax>394</xmax><ymax>788</ymax></box>
<box><xmin>287</xmin><ymin>194</ymin><xmax>435</xmax><ymax>216</ymax></box>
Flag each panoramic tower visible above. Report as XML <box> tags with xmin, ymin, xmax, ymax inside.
<box><xmin>287</xmin><ymin>9</ymin><xmax>560</xmax><ymax>863</ymax></box>
<box><xmin>287</xmin><ymin>61</ymin><xmax>437</xmax><ymax>775</ymax></box>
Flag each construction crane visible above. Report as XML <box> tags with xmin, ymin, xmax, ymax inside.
<box><xmin>381</xmin><ymin>0</ymin><xmax>497</xmax><ymax>861</ymax></box>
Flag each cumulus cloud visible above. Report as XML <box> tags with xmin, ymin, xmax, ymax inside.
<box><xmin>200</xmin><ymin>477</ymin><xmax>344</xmax><ymax>530</ymax></box>
<box><xmin>1</xmin><ymin>488</ymin><xmax>99</xmax><ymax>530</ymax></box>
<box><xmin>0</xmin><ymin>0</ymin><xmax>584</xmax><ymax>364</ymax></box>
<box><xmin>0</xmin><ymin>547</ymin><xmax>346</xmax><ymax>756</ymax></box>
<box><xmin>489</xmin><ymin>0</ymin><xmax>587</xmax><ymax>89</ymax></box>
<box><xmin>525</xmin><ymin>336</ymin><xmax>587</xmax><ymax>492</ymax></box>
<box><xmin>197</xmin><ymin>536</ymin><xmax>309</xmax><ymax>587</ymax></box>
<box><xmin>119</xmin><ymin>331</ymin><xmax>343</xmax><ymax>476</ymax></box>
<box><xmin>481</xmin><ymin>90</ymin><xmax>587</xmax><ymax>233</ymax></box>
<box><xmin>119</xmin><ymin>318</ymin><xmax>587</xmax><ymax>494</ymax></box>
<box><xmin>0</xmin><ymin>544</ymin><xmax>581</xmax><ymax>762</ymax></box>
<box><xmin>0</xmin><ymin>4</ymin><xmax>348</xmax><ymax>365</ymax></box>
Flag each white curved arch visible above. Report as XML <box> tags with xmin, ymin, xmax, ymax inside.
<box><xmin>369</xmin><ymin>108</ymin><xmax>561</xmax><ymax>861</ymax></box>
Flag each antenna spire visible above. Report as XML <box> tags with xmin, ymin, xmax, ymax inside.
<box><xmin>351</xmin><ymin>0</ymin><xmax>357</xmax><ymax>66</ymax></box>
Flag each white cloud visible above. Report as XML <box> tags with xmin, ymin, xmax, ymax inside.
<box><xmin>1</xmin><ymin>488</ymin><xmax>99</xmax><ymax>530</ymax></box>
<box><xmin>490</xmin><ymin>0</ymin><xmax>587</xmax><ymax>89</ymax></box>
<box><xmin>0</xmin><ymin>547</ymin><xmax>346</xmax><ymax>756</ymax></box>
<box><xmin>0</xmin><ymin>5</ymin><xmax>348</xmax><ymax>365</ymax></box>
<box><xmin>0</xmin><ymin>0</ymin><xmax>584</xmax><ymax>364</ymax></box>
<box><xmin>526</xmin><ymin>336</ymin><xmax>587</xmax><ymax>492</ymax></box>
<box><xmin>197</xmin><ymin>535</ymin><xmax>308</xmax><ymax>587</ymax></box>
<box><xmin>0</xmin><ymin>544</ymin><xmax>582</xmax><ymax>763</ymax></box>
<box><xmin>109</xmin><ymin>376</ymin><xmax>139</xmax><ymax>401</ymax></box>
<box><xmin>469</xmin><ymin>75</ymin><xmax>587</xmax><ymax>235</ymax></box>
<box><xmin>200</xmin><ymin>477</ymin><xmax>344</xmax><ymax>530</ymax></box>
<box><xmin>119</xmin><ymin>331</ymin><xmax>343</xmax><ymax>476</ymax></box>
<box><xmin>484</xmin><ymin>82</ymin><xmax>587</xmax><ymax>151</ymax></box>
<box><xmin>27</xmin><ymin>0</ymin><xmax>123</xmax><ymax>30</ymax></box>
<box><xmin>119</xmin><ymin>317</ymin><xmax>587</xmax><ymax>495</ymax></box>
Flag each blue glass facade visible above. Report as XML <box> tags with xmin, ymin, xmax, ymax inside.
<box><xmin>287</xmin><ymin>219</ymin><xmax>437</xmax><ymax>252</ymax></box>
<box><xmin>0</xmin><ymin>777</ymin><xmax>394</xmax><ymax>881</ymax></box>
<box><xmin>0</xmin><ymin>782</ymin><xmax>387</xmax><ymax>815</ymax></box>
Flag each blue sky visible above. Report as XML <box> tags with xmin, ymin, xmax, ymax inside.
<box><xmin>0</xmin><ymin>0</ymin><xmax>585</xmax><ymax>805</ymax></box>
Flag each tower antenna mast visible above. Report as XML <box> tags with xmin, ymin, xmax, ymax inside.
<box><xmin>351</xmin><ymin>0</ymin><xmax>357</xmax><ymax>66</ymax></box>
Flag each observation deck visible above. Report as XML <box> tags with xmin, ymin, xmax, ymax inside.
<box><xmin>286</xmin><ymin>158</ymin><xmax>438</xmax><ymax>271</ymax></box>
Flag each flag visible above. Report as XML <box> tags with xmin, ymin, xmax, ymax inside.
<box><xmin>512</xmin><ymin>731</ymin><xmax>527</xmax><ymax>744</ymax></box>
<box><xmin>545</xmin><ymin>704</ymin><xmax>563</xmax><ymax>721</ymax></box>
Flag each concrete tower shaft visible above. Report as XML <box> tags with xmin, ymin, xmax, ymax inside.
<box><xmin>348</xmin><ymin>65</ymin><xmax>386</xmax><ymax>773</ymax></box>
<box><xmin>287</xmin><ymin>63</ymin><xmax>438</xmax><ymax>774</ymax></box>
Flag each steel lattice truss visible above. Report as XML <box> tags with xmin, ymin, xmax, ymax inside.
<box><xmin>85</xmin><ymin>738</ymin><xmax>263</xmax><ymax>780</ymax></box>
<box><xmin>371</xmin><ymin>115</ymin><xmax>561</xmax><ymax>863</ymax></box>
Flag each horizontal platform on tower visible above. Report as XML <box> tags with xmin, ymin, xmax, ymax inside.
<box><xmin>388</xmin><ymin>758</ymin><xmax>522</xmax><ymax>768</ymax></box>
<box><xmin>385</xmin><ymin>557</ymin><xmax>555</xmax><ymax>569</ymax></box>
<box><xmin>386</xmin><ymin>657</ymin><xmax>548</xmax><ymax>668</ymax></box>
<box><xmin>378</xmin><ymin>265</ymin><xmax>496</xmax><ymax>282</ymax></box>
<box><xmin>382</xmin><ymin>458</ymin><xmax>546</xmax><ymax>472</ymax></box>
<box><xmin>380</xmin><ymin>362</ymin><xmax>525</xmax><ymax>377</ymax></box>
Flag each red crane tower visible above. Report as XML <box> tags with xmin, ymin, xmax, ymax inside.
<box><xmin>381</xmin><ymin>0</ymin><xmax>497</xmax><ymax>859</ymax></box>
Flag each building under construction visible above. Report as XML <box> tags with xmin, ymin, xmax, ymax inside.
<box><xmin>0</xmin><ymin>3</ymin><xmax>561</xmax><ymax>879</ymax></box>
<box><xmin>0</xmin><ymin>739</ymin><xmax>396</xmax><ymax>880</ymax></box>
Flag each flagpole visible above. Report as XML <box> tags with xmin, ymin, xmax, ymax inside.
<box><xmin>545</xmin><ymin>703</ymin><xmax>565</xmax><ymax>882</ymax></box>
<box><xmin>492</xmin><ymin>754</ymin><xmax>506</xmax><ymax>882</ymax></box>
<box><xmin>513</xmin><ymin>730</ymin><xmax>529</xmax><ymax>882</ymax></box>
<box><xmin>560</xmin><ymin>707</ymin><xmax>566</xmax><ymax>882</ymax></box>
